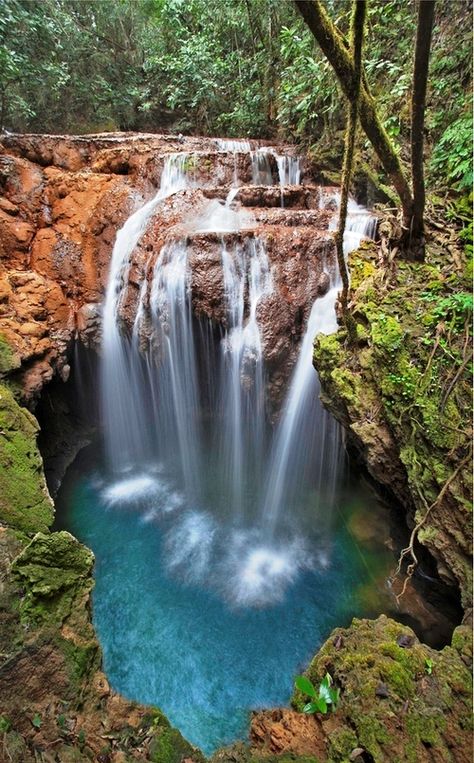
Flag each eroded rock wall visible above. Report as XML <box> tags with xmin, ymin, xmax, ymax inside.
<box><xmin>314</xmin><ymin>242</ymin><xmax>472</xmax><ymax>608</ymax></box>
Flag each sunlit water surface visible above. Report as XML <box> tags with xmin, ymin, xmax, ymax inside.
<box><xmin>57</xmin><ymin>452</ymin><xmax>393</xmax><ymax>755</ymax></box>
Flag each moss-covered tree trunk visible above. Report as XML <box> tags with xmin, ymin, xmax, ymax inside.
<box><xmin>295</xmin><ymin>0</ymin><xmax>415</xmax><ymax>233</ymax></box>
<box><xmin>335</xmin><ymin>0</ymin><xmax>366</xmax><ymax>340</ymax></box>
<box><xmin>411</xmin><ymin>0</ymin><xmax>436</xmax><ymax>260</ymax></box>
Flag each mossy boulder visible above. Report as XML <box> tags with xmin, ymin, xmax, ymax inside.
<box><xmin>291</xmin><ymin>615</ymin><xmax>472</xmax><ymax>762</ymax></box>
<box><xmin>12</xmin><ymin>531</ymin><xmax>94</xmax><ymax>629</ymax></box>
<box><xmin>0</xmin><ymin>384</ymin><xmax>54</xmax><ymax>533</ymax></box>
<box><xmin>148</xmin><ymin>709</ymin><xmax>206</xmax><ymax>763</ymax></box>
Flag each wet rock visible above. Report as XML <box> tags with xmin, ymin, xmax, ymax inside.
<box><xmin>397</xmin><ymin>634</ymin><xmax>415</xmax><ymax>649</ymax></box>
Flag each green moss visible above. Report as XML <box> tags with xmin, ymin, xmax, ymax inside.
<box><xmin>12</xmin><ymin>531</ymin><xmax>94</xmax><ymax>627</ymax></box>
<box><xmin>58</xmin><ymin>637</ymin><xmax>100</xmax><ymax>686</ymax></box>
<box><xmin>0</xmin><ymin>334</ymin><xmax>19</xmax><ymax>376</ymax></box>
<box><xmin>403</xmin><ymin>712</ymin><xmax>444</xmax><ymax>760</ymax></box>
<box><xmin>144</xmin><ymin>709</ymin><xmax>172</xmax><ymax>731</ymax></box>
<box><xmin>354</xmin><ymin>714</ymin><xmax>390</xmax><ymax>757</ymax></box>
<box><xmin>450</xmin><ymin>625</ymin><xmax>473</xmax><ymax>659</ymax></box>
<box><xmin>314</xmin><ymin>333</ymin><xmax>342</xmax><ymax>368</ymax></box>
<box><xmin>0</xmin><ymin>384</ymin><xmax>54</xmax><ymax>533</ymax></box>
<box><xmin>417</xmin><ymin>525</ymin><xmax>438</xmax><ymax>544</ymax></box>
<box><xmin>149</xmin><ymin>726</ymin><xmax>205</xmax><ymax>763</ymax></box>
<box><xmin>330</xmin><ymin>368</ymin><xmax>362</xmax><ymax>407</ymax></box>
<box><xmin>349</xmin><ymin>255</ymin><xmax>377</xmax><ymax>290</ymax></box>
<box><xmin>327</xmin><ymin>727</ymin><xmax>358</xmax><ymax>761</ymax></box>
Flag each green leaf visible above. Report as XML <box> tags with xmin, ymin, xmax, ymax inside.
<box><xmin>316</xmin><ymin>697</ymin><xmax>328</xmax><ymax>713</ymax></box>
<box><xmin>329</xmin><ymin>686</ymin><xmax>341</xmax><ymax>708</ymax></box>
<box><xmin>32</xmin><ymin>714</ymin><xmax>42</xmax><ymax>729</ymax></box>
<box><xmin>303</xmin><ymin>697</ymin><xmax>328</xmax><ymax>714</ymax></box>
<box><xmin>319</xmin><ymin>682</ymin><xmax>333</xmax><ymax>703</ymax></box>
<box><xmin>295</xmin><ymin>675</ymin><xmax>317</xmax><ymax>698</ymax></box>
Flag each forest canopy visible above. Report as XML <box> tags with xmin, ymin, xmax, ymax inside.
<box><xmin>1</xmin><ymin>0</ymin><xmax>472</xmax><ymax>196</ymax></box>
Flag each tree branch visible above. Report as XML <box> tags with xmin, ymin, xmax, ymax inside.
<box><xmin>295</xmin><ymin>0</ymin><xmax>414</xmax><ymax>230</ymax></box>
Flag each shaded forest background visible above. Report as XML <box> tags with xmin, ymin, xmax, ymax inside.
<box><xmin>1</xmin><ymin>0</ymin><xmax>472</xmax><ymax>200</ymax></box>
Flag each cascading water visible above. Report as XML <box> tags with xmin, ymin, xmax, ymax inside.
<box><xmin>216</xmin><ymin>138</ymin><xmax>251</xmax><ymax>187</ymax></box>
<box><xmin>251</xmin><ymin>147</ymin><xmax>301</xmax><ymax>207</ymax></box>
<box><xmin>263</xmin><ymin>201</ymin><xmax>377</xmax><ymax>529</ymax></box>
<box><xmin>63</xmin><ymin>144</ymin><xmax>385</xmax><ymax>753</ymax></box>
<box><xmin>218</xmin><ymin>237</ymin><xmax>272</xmax><ymax>519</ymax></box>
<box><xmin>101</xmin><ymin>153</ymin><xmax>190</xmax><ymax>472</ymax></box>
<box><xmin>148</xmin><ymin>241</ymin><xmax>203</xmax><ymax>500</ymax></box>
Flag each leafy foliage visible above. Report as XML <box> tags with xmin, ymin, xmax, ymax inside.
<box><xmin>295</xmin><ymin>672</ymin><xmax>341</xmax><ymax>714</ymax></box>
<box><xmin>430</xmin><ymin>112</ymin><xmax>473</xmax><ymax>192</ymax></box>
<box><xmin>0</xmin><ymin>0</ymin><xmax>471</xmax><ymax>197</ymax></box>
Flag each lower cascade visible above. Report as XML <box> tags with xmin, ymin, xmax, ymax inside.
<box><xmin>60</xmin><ymin>146</ymin><xmax>386</xmax><ymax>753</ymax></box>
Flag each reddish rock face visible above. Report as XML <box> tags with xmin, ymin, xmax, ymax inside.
<box><xmin>0</xmin><ymin>132</ymin><xmax>337</xmax><ymax>404</ymax></box>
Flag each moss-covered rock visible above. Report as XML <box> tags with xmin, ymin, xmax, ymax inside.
<box><xmin>314</xmin><ymin>241</ymin><xmax>472</xmax><ymax>605</ymax></box>
<box><xmin>148</xmin><ymin>710</ymin><xmax>206</xmax><ymax>763</ymax></box>
<box><xmin>0</xmin><ymin>384</ymin><xmax>54</xmax><ymax>533</ymax></box>
<box><xmin>290</xmin><ymin>615</ymin><xmax>472</xmax><ymax>763</ymax></box>
<box><xmin>0</xmin><ymin>333</ymin><xmax>20</xmax><ymax>376</ymax></box>
<box><xmin>12</xmin><ymin>531</ymin><xmax>94</xmax><ymax>628</ymax></box>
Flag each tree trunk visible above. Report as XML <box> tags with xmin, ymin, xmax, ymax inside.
<box><xmin>335</xmin><ymin>0</ymin><xmax>366</xmax><ymax>341</ymax></box>
<box><xmin>295</xmin><ymin>0</ymin><xmax>415</xmax><ymax>230</ymax></box>
<box><xmin>411</xmin><ymin>0</ymin><xmax>436</xmax><ymax>259</ymax></box>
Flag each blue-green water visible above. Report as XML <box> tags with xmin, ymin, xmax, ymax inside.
<box><xmin>59</xmin><ymin>463</ymin><xmax>392</xmax><ymax>755</ymax></box>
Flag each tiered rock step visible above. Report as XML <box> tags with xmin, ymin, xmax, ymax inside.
<box><xmin>202</xmin><ymin>185</ymin><xmax>320</xmax><ymax>209</ymax></box>
<box><xmin>1</xmin><ymin>133</ymin><xmax>303</xmax><ymax>182</ymax></box>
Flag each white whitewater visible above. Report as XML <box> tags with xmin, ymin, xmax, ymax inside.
<box><xmin>148</xmin><ymin>240</ymin><xmax>203</xmax><ymax>499</ymax></box>
<box><xmin>216</xmin><ymin>138</ymin><xmax>251</xmax><ymax>187</ymax></box>
<box><xmin>251</xmin><ymin>147</ymin><xmax>301</xmax><ymax>206</ymax></box>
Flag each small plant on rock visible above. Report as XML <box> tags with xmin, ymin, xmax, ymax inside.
<box><xmin>295</xmin><ymin>673</ymin><xmax>341</xmax><ymax>714</ymax></box>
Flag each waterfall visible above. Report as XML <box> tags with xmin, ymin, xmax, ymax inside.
<box><xmin>101</xmin><ymin>153</ymin><xmax>190</xmax><ymax>473</ymax></box>
<box><xmin>218</xmin><ymin>237</ymin><xmax>272</xmax><ymax>518</ymax></box>
<box><xmin>276</xmin><ymin>155</ymin><xmax>301</xmax><ymax>186</ymax></box>
<box><xmin>148</xmin><ymin>241</ymin><xmax>203</xmax><ymax>500</ymax></box>
<box><xmin>251</xmin><ymin>147</ymin><xmax>301</xmax><ymax>205</ymax></box>
<box><xmin>216</xmin><ymin>138</ymin><xmax>251</xmax><ymax>187</ymax></box>
<box><xmin>251</xmin><ymin>150</ymin><xmax>274</xmax><ymax>185</ymax></box>
<box><xmin>262</xmin><ymin>206</ymin><xmax>377</xmax><ymax>534</ymax></box>
<box><xmin>99</xmin><ymin>141</ymin><xmax>376</xmax><ymax>607</ymax></box>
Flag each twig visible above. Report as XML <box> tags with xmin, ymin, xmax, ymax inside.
<box><xmin>440</xmin><ymin>317</ymin><xmax>471</xmax><ymax>411</ymax></box>
<box><xmin>391</xmin><ymin>451</ymin><xmax>471</xmax><ymax>603</ymax></box>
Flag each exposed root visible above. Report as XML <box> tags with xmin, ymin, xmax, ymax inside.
<box><xmin>391</xmin><ymin>451</ymin><xmax>471</xmax><ymax>603</ymax></box>
<box><xmin>440</xmin><ymin>316</ymin><xmax>471</xmax><ymax>411</ymax></box>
